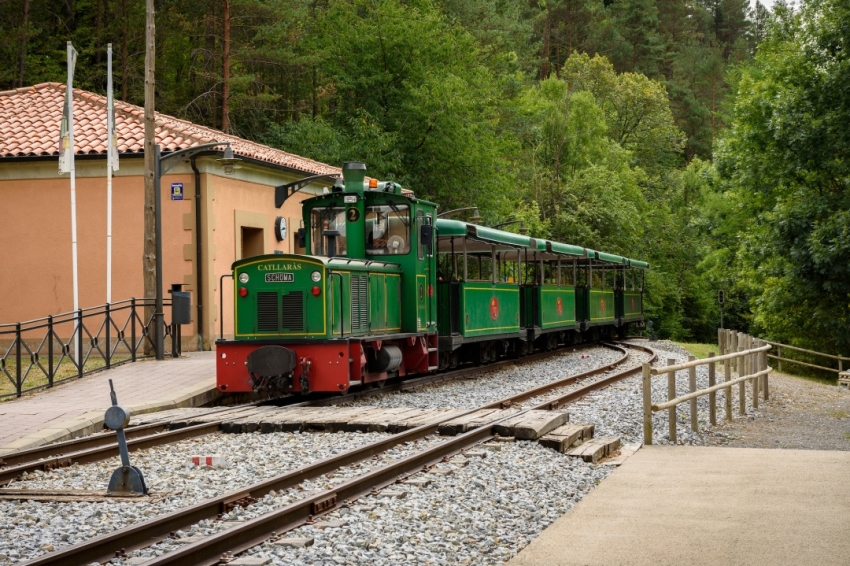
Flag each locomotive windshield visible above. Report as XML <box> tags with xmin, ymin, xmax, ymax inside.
<box><xmin>311</xmin><ymin>206</ymin><xmax>347</xmax><ymax>256</ymax></box>
<box><xmin>366</xmin><ymin>204</ymin><xmax>410</xmax><ymax>255</ymax></box>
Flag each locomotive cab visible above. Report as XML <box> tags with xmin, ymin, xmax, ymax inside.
<box><xmin>216</xmin><ymin>162</ymin><xmax>439</xmax><ymax>395</ymax></box>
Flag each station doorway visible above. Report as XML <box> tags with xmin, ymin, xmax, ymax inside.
<box><xmin>241</xmin><ymin>227</ymin><xmax>264</xmax><ymax>258</ymax></box>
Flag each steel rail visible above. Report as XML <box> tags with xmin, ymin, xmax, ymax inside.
<box><xmin>1</xmin><ymin>342</ymin><xmax>598</xmax><ymax>475</ymax></box>
<box><xmin>289</xmin><ymin>343</ymin><xmax>598</xmax><ymax>408</ymax></box>
<box><xmin>0</xmin><ymin>422</ymin><xmax>170</xmax><ymax>469</ymax></box>
<box><xmin>0</xmin><ymin>401</ymin><xmax>271</xmax><ymax>475</ymax></box>
<box><xmin>0</xmin><ymin>422</ymin><xmax>221</xmax><ymax>487</ymax></box>
<box><xmin>529</xmin><ymin>342</ymin><xmax>657</xmax><ymax>411</ymax></box>
<box><xmin>19</xmin><ymin>342</ymin><xmax>652</xmax><ymax>566</ymax></box>
<box><xmin>143</xmin><ymin>342</ymin><xmax>657</xmax><ymax>566</ymax></box>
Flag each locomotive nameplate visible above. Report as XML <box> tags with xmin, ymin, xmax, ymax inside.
<box><xmin>264</xmin><ymin>272</ymin><xmax>295</xmax><ymax>283</ymax></box>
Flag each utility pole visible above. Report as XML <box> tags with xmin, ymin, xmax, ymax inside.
<box><xmin>143</xmin><ymin>0</ymin><xmax>156</xmax><ymax>354</ymax></box>
<box><xmin>222</xmin><ymin>0</ymin><xmax>231</xmax><ymax>133</ymax></box>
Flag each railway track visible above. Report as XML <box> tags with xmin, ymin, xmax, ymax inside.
<box><xmin>0</xmin><ymin>341</ymin><xmax>601</xmax><ymax>485</ymax></box>
<box><xmin>13</xmin><ymin>341</ymin><xmax>655</xmax><ymax>566</ymax></box>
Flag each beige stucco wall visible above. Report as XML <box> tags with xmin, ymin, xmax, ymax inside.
<box><xmin>0</xmin><ymin>156</ymin><xmax>321</xmax><ymax>350</ymax></box>
<box><xmin>206</xmin><ymin>165</ymin><xmax>309</xmax><ymax>343</ymax></box>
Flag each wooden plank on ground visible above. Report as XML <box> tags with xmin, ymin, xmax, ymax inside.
<box><xmin>171</xmin><ymin>406</ymin><xmax>263</xmax><ymax>428</ymax></box>
<box><xmin>132</xmin><ymin>408</ymin><xmax>213</xmax><ymax>426</ymax></box>
<box><xmin>494</xmin><ymin>410</ymin><xmax>569</xmax><ymax>440</ymax></box>
<box><xmin>303</xmin><ymin>407</ymin><xmax>374</xmax><ymax>432</ymax></box>
<box><xmin>258</xmin><ymin>407</ymin><xmax>328</xmax><ymax>433</ymax></box>
<box><xmin>601</xmin><ymin>442</ymin><xmax>640</xmax><ymax>466</ymax></box>
<box><xmin>566</xmin><ymin>436</ymin><xmax>621</xmax><ymax>464</ymax></box>
<box><xmin>538</xmin><ymin>423</ymin><xmax>595</xmax><ymax>453</ymax></box>
<box><xmin>393</xmin><ymin>409</ymin><xmax>467</xmax><ymax>431</ymax></box>
<box><xmin>438</xmin><ymin>409</ymin><xmax>502</xmax><ymax>436</ymax></box>
<box><xmin>346</xmin><ymin>408</ymin><xmax>426</xmax><ymax>433</ymax></box>
<box><xmin>221</xmin><ymin>407</ymin><xmax>281</xmax><ymax>433</ymax></box>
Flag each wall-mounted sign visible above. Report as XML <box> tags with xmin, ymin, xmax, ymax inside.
<box><xmin>274</xmin><ymin>216</ymin><xmax>287</xmax><ymax>242</ymax></box>
<box><xmin>170</xmin><ymin>183</ymin><xmax>184</xmax><ymax>201</ymax></box>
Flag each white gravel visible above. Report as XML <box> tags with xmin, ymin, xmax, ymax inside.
<box><xmin>199</xmin><ymin>340</ymin><xmax>760</xmax><ymax>566</ymax></box>
<box><xmin>342</xmin><ymin>347</ymin><xmax>625</xmax><ymax>410</ymax></box>
<box><xmin>231</xmin><ymin>440</ymin><xmax>611</xmax><ymax>566</ymax></box>
<box><xmin>0</xmin><ymin>431</ymin><xmax>441</xmax><ymax>564</ymax></box>
<box><xmin>566</xmin><ymin>339</ymin><xmax>757</xmax><ymax>446</ymax></box>
<box><xmin>2</xmin><ymin>341</ymin><xmax>729</xmax><ymax>566</ymax></box>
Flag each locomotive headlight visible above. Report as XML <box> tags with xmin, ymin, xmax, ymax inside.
<box><xmin>238</xmin><ymin>273</ymin><xmax>249</xmax><ymax>284</ymax></box>
<box><xmin>311</xmin><ymin>271</ymin><xmax>322</xmax><ymax>282</ymax></box>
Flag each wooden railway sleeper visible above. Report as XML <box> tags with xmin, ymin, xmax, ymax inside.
<box><xmin>220</xmin><ymin>492</ymin><xmax>256</xmax><ymax>514</ymax></box>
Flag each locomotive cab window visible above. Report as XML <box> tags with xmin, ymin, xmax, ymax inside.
<box><xmin>416</xmin><ymin>210</ymin><xmax>434</xmax><ymax>259</ymax></box>
<box><xmin>311</xmin><ymin>207</ymin><xmax>347</xmax><ymax>257</ymax></box>
<box><xmin>366</xmin><ymin>204</ymin><xmax>410</xmax><ymax>255</ymax></box>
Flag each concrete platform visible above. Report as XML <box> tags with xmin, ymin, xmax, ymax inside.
<box><xmin>510</xmin><ymin>445</ymin><xmax>850</xmax><ymax>566</ymax></box>
<box><xmin>0</xmin><ymin>352</ymin><xmax>217</xmax><ymax>455</ymax></box>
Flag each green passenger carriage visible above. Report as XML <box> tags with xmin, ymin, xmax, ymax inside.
<box><xmin>216</xmin><ymin>162</ymin><xmax>648</xmax><ymax>395</ymax></box>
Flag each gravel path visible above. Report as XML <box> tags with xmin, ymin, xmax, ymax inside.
<box><xmin>700</xmin><ymin>371</ymin><xmax>850</xmax><ymax>450</ymax></box>
<box><xmin>342</xmin><ymin>347</ymin><xmax>625</xmax><ymax>410</ymax></box>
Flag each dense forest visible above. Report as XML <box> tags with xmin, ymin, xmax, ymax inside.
<box><xmin>2</xmin><ymin>0</ymin><xmax>848</xmax><ymax>357</ymax></box>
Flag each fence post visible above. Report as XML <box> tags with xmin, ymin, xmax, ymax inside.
<box><xmin>708</xmin><ymin>352</ymin><xmax>716</xmax><ymax>426</ymax></box>
<box><xmin>731</xmin><ymin>331</ymin><xmax>739</xmax><ymax>372</ymax></box>
<box><xmin>667</xmin><ymin>358</ymin><xmax>677</xmax><ymax>443</ymax></box>
<box><xmin>777</xmin><ymin>345</ymin><xmax>782</xmax><ymax>373</ymax></box>
<box><xmin>738</xmin><ymin>334</ymin><xmax>746</xmax><ymax>415</ymax></box>
<box><xmin>688</xmin><ymin>355</ymin><xmax>698</xmax><ymax>431</ymax></box>
<box><xmin>752</xmin><ymin>337</ymin><xmax>759</xmax><ymax>410</ymax></box>
<box><xmin>77</xmin><ymin>309</ymin><xmax>84</xmax><ymax>378</ymax></box>
<box><xmin>642</xmin><ymin>363</ymin><xmax>653</xmax><ymax>445</ymax></box>
<box><xmin>763</xmin><ymin>345</ymin><xmax>770</xmax><ymax>401</ymax></box>
<box><xmin>718</xmin><ymin>328</ymin><xmax>724</xmax><ymax>359</ymax></box>
<box><xmin>47</xmin><ymin>315</ymin><xmax>54</xmax><ymax>388</ymax></box>
<box><xmin>131</xmin><ymin>298</ymin><xmax>137</xmax><ymax>363</ymax></box>
<box><xmin>15</xmin><ymin>322</ymin><xmax>22</xmax><ymax>397</ymax></box>
<box><xmin>724</xmin><ymin>349</ymin><xmax>732</xmax><ymax>421</ymax></box>
<box><xmin>105</xmin><ymin>302</ymin><xmax>112</xmax><ymax>370</ymax></box>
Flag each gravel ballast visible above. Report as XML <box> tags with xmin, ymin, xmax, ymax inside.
<box><xmin>0</xmin><ymin>431</ymin><xmax>444</xmax><ymax>564</ymax></box>
<box><xmin>1</xmin><ymin>342</ymin><xmax>689</xmax><ymax>566</ymax></box>
<box><xmin>342</xmin><ymin>347</ymin><xmax>625</xmax><ymax>411</ymax></box>
<box><xmin>228</xmin><ymin>440</ymin><xmax>612</xmax><ymax>566</ymax></box>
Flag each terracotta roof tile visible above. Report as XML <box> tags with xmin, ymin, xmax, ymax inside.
<box><xmin>0</xmin><ymin>83</ymin><xmax>340</xmax><ymax>176</ymax></box>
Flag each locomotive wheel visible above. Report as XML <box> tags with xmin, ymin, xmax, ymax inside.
<box><xmin>439</xmin><ymin>350</ymin><xmax>451</xmax><ymax>371</ymax></box>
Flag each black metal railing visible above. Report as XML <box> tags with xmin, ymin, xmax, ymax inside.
<box><xmin>0</xmin><ymin>298</ymin><xmax>181</xmax><ymax>399</ymax></box>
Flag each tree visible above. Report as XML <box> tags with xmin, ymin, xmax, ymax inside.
<box><xmin>716</xmin><ymin>0</ymin><xmax>850</xmax><ymax>352</ymax></box>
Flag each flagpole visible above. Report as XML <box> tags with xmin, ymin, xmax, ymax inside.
<box><xmin>67</xmin><ymin>41</ymin><xmax>80</xmax><ymax>363</ymax></box>
<box><xmin>106</xmin><ymin>43</ymin><xmax>114</xmax><ymax>305</ymax></box>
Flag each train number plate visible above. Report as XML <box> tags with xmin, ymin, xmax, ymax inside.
<box><xmin>264</xmin><ymin>272</ymin><xmax>294</xmax><ymax>283</ymax></box>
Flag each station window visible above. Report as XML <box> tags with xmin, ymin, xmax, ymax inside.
<box><xmin>311</xmin><ymin>207</ymin><xmax>347</xmax><ymax>256</ymax></box>
<box><xmin>366</xmin><ymin>204</ymin><xmax>410</xmax><ymax>255</ymax></box>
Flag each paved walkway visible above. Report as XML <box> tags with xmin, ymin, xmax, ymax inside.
<box><xmin>0</xmin><ymin>352</ymin><xmax>217</xmax><ymax>454</ymax></box>
<box><xmin>510</xmin><ymin>445</ymin><xmax>850</xmax><ymax>566</ymax></box>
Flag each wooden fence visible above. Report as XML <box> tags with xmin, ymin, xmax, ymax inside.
<box><xmin>641</xmin><ymin>332</ymin><xmax>772</xmax><ymax>445</ymax></box>
<box><xmin>718</xmin><ymin>328</ymin><xmax>847</xmax><ymax>377</ymax></box>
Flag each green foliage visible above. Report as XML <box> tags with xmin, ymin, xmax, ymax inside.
<box><xmin>3</xmin><ymin>0</ymin><xmax>821</xmax><ymax>346</ymax></box>
<box><xmin>715</xmin><ymin>0</ymin><xmax>850</xmax><ymax>353</ymax></box>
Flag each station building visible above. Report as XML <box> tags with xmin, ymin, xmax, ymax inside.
<box><xmin>0</xmin><ymin>83</ymin><xmax>338</xmax><ymax>350</ymax></box>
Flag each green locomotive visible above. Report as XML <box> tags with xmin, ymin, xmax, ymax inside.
<box><xmin>216</xmin><ymin>162</ymin><xmax>647</xmax><ymax>394</ymax></box>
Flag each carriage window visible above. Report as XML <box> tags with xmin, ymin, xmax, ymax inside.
<box><xmin>366</xmin><ymin>204</ymin><xmax>410</xmax><ymax>255</ymax></box>
<box><xmin>311</xmin><ymin>207</ymin><xmax>347</xmax><ymax>256</ymax></box>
